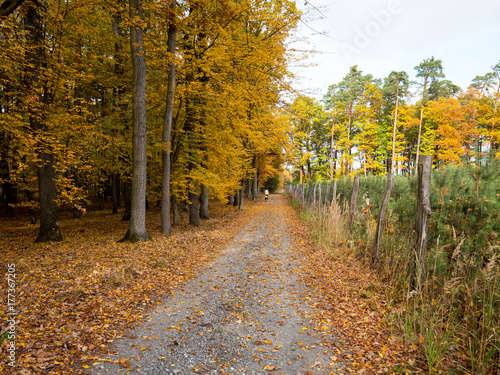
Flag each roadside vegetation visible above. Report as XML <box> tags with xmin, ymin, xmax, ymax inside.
<box><xmin>288</xmin><ymin>157</ymin><xmax>500</xmax><ymax>374</ymax></box>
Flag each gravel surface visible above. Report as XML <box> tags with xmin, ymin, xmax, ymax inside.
<box><xmin>92</xmin><ymin>196</ymin><xmax>347</xmax><ymax>374</ymax></box>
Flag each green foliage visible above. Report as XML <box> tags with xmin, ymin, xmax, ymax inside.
<box><xmin>289</xmin><ymin>157</ymin><xmax>500</xmax><ymax>372</ymax></box>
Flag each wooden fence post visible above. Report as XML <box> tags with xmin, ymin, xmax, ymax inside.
<box><xmin>374</xmin><ymin>172</ymin><xmax>393</xmax><ymax>264</ymax></box>
<box><xmin>325</xmin><ymin>181</ymin><xmax>329</xmax><ymax>206</ymax></box>
<box><xmin>413</xmin><ymin>154</ymin><xmax>432</xmax><ymax>290</ymax></box>
<box><xmin>318</xmin><ymin>183</ymin><xmax>322</xmax><ymax>211</ymax></box>
<box><xmin>313</xmin><ymin>183</ymin><xmax>317</xmax><ymax>212</ymax></box>
<box><xmin>349</xmin><ymin>175</ymin><xmax>360</xmax><ymax>231</ymax></box>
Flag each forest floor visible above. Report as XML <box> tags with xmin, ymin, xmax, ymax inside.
<box><xmin>1</xmin><ymin>195</ymin><xmax>423</xmax><ymax>374</ymax></box>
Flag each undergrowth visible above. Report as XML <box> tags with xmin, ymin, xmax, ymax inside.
<box><xmin>287</xmin><ymin>157</ymin><xmax>500</xmax><ymax>374</ymax></box>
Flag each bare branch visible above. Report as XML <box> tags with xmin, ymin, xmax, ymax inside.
<box><xmin>0</xmin><ymin>0</ymin><xmax>27</xmax><ymax>19</ymax></box>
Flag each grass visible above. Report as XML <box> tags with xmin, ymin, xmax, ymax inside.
<box><xmin>286</xmin><ymin>158</ymin><xmax>500</xmax><ymax>374</ymax></box>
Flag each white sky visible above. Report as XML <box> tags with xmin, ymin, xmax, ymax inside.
<box><xmin>288</xmin><ymin>0</ymin><xmax>500</xmax><ymax>101</ymax></box>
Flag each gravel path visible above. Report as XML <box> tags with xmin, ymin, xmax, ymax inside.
<box><xmin>92</xmin><ymin>196</ymin><xmax>347</xmax><ymax>374</ymax></box>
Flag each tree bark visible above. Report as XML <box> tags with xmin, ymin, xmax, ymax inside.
<box><xmin>415</xmin><ymin>76</ymin><xmax>428</xmax><ymax>174</ymax></box>
<box><xmin>98</xmin><ymin>185</ymin><xmax>105</xmax><ymax>210</ymax></box>
<box><xmin>330</xmin><ymin>117</ymin><xmax>335</xmax><ymax>179</ymax></box>
<box><xmin>23</xmin><ymin>1</ymin><xmax>62</xmax><ymax>242</ymax></box>
<box><xmin>246</xmin><ymin>178</ymin><xmax>252</xmax><ymax>198</ymax></box>
<box><xmin>318</xmin><ymin>182</ymin><xmax>322</xmax><ymax>211</ymax></box>
<box><xmin>491</xmin><ymin>79</ymin><xmax>500</xmax><ymax>150</ymax></box>
<box><xmin>122</xmin><ymin>180</ymin><xmax>131</xmax><ymax>221</ymax></box>
<box><xmin>161</xmin><ymin>0</ymin><xmax>176</xmax><ymax>234</ymax></box>
<box><xmin>171</xmin><ymin>194</ymin><xmax>180</xmax><ymax>225</ymax></box>
<box><xmin>348</xmin><ymin>175</ymin><xmax>359</xmax><ymax>231</ymax></box>
<box><xmin>252</xmin><ymin>155</ymin><xmax>258</xmax><ymax>200</ymax></box>
<box><xmin>120</xmin><ymin>0</ymin><xmax>149</xmax><ymax>242</ymax></box>
<box><xmin>373</xmin><ymin>172</ymin><xmax>393</xmax><ymax>263</ymax></box>
<box><xmin>0</xmin><ymin>0</ymin><xmax>26</xmax><ymax>18</ymax></box>
<box><xmin>238</xmin><ymin>181</ymin><xmax>244</xmax><ymax>210</ymax></box>
<box><xmin>200</xmin><ymin>184</ymin><xmax>209</xmax><ymax>219</ymax></box>
<box><xmin>112</xmin><ymin>173</ymin><xmax>120</xmax><ymax>214</ymax></box>
<box><xmin>313</xmin><ymin>183</ymin><xmax>317</xmax><ymax>212</ymax></box>
<box><xmin>412</xmin><ymin>155</ymin><xmax>432</xmax><ymax>290</ymax></box>
<box><xmin>391</xmin><ymin>83</ymin><xmax>400</xmax><ymax>174</ymax></box>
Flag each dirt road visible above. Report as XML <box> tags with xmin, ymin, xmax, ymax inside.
<box><xmin>92</xmin><ymin>196</ymin><xmax>347</xmax><ymax>374</ymax></box>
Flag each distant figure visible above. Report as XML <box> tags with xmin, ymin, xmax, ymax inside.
<box><xmin>264</xmin><ymin>188</ymin><xmax>269</xmax><ymax>201</ymax></box>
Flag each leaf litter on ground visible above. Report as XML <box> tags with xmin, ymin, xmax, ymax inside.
<box><xmin>1</xmin><ymin>196</ymin><xmax>425</xmax><ymax>374</ymax></box>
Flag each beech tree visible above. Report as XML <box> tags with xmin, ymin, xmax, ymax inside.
<box><xmin>24</xmin><ymin>1</ymin><xmax>62</xmax><ymax>242</ymax></box>
<box><xmin>120</xmin><ymin>0</ymin><xmax>149</xmax><ymax>242</ymax></box>
<box><xmin>1</xmin><ymin>0</ymin><xmax>298</xmax><ymax>234</ymax></box>
<box><xmin>161</xmin><ymin>0</ymin><xmax>177</xmax><ymax>234</ymax></box>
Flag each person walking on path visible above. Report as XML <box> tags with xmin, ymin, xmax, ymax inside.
<box><xmin>264</xmin><ymin>188</ymin><xmax>269</xmax><ymax>201</ymax></box>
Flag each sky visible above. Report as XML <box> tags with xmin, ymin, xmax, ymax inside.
<box><xmin>288</xmin><ymin>0</ymin><xmax>500</xmax><ymax>101</ymax></box>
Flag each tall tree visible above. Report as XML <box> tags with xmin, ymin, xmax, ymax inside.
<box><xmin>491</xmin><ymin>62</ymin><xmax>500</xmax><ymax>150</ymax></box>
<box><xmin>286</xmin><ymin>95</ymin><xmax>327</xmax><ymax>180</ymax></box>
<box><xmin>120</xmin><ymin>0</ymin><xmax>149</xmax><ymax>242</ymax></box>
<box><xmin>427</xmin><ymin>79</ymin><xmax>461</xmax><ymax>101</ymax></box>
<box><xmin>414</xmin><ymin>57</ymin><xmax>444</xmax><ymax>174</ymax></box>
<box><xmin>471</xmin><ymin>62</ymin><xmax>500</xmax><ymax>150</ymax></box>
<box><xmin>161</xmin><ymin>0</ymin><xmax>177</xmax><ymax>234</ymax></box>
<box><xmin>23</xmin><ymin>0</ymin><xmax>62</xmax><ymax>242</ymax></box>
<box><xmin>353</xmin><ymin>83</ymin><xmax>384</xmax><ymax>175</ymax></box>
<box><xmin>384</xmin><ymin>71</ymin><xmax>409</xmax><ymax>173</ymax></box>
<box><xmin>324</xmin><ymin>66</ymin><xmax>372</xmax><ymax>175</ymax></box>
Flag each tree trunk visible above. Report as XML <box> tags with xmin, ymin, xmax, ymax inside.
<box><xmin>318</xmin><ymin>182</ymin><xmax>322</xmax><ymax>211</ymax></box>
<box><xmin>35</xmin><ymin>153</ymin><xmax>62</xmax><ymax>242</ymax></box>
<box><xmin>411</xmin><ymin>155</ymin><xmax>432</xmax><ymax>290</ymax></box>
<box><xmin>0</xmin><ymin>135</ymin><xmax>15</xmax><ymax>217</ymax></box>
<box><xmin>112</xmin><ymin>173</ymin><xmax>120</xmax><ymax>214</ymax></box>
<box><xmin>343</xmin><ymin>105</ymin><xmax>353</xmax><ymax>176</ymax></box>
<box><xmin>373</xmin><ymin>172</ymin><xmax>393</xmax><ymax>263</ymax></box>
<box><xmin>233</xmin><ymin>191</ymin><xmax>239</xmax><ymax>207</ymax></box>
<box><xmin>246</xmin><ymin>178</ymin><xmax>252</xmax><ymax>198</ymax></box>
<box><xmin>23</xmin><ymin>2</ymin><xmax>62</xmax><ymax>242</ymax></box>
<box><xmin>161</xmin><ymin>0</ymin><xmax>176</xmax><ymax>234</ymax></box>
<box><xmin>491</xmin><ymin>79</ymin><xmax>500</xmax><ymax>150</ymax></box>
<box><xmin>415</xmin><ymin>76</ymin><xmax>428</xmax><ymax>175</ymax></box>
<box><xmin>330</xmin><ymin>118</ymin><xmax>335</xmax><ymax>179</ymax></box>
<box><xmin>348</xmin><ymin>175</ymin><xmax>360</xmax><ymax>231</ymax></box>
<box><xmin>98</xmin><ymin>185</ymin><xmax>105</xmax><ymax>210</ymax></box>
<box><xmin>120</xmin><ymin>0</ymin><xmax>149</xmax><ymax>242</ymax></box>
<box><xmin>252</xmin><ymin>155</ymin><xmax>258</xmax><ymax>200</ymax></box>
<box><xmin>200</xmin><ymin>184</ymin><xmax>209</xmax><ymax>219</ymax></box>
<box><xmin>391</xmin><ymin>83</ymin><xmax>400</xmax><ymax>174</ymax></box>
<box><xmin>171</xmin><ymin>194</ymin><xmax>180</xmax><ymax>225</ymax></box>
<box><xmin>122</xmin><ymin>180</ymin><xmax>131</xmax><ymax>221</ymax></box>
<box><xmin>188</xmin><ymin>188</ymin><xmax>200</xmax><ymax>225</ymax></box>
<box><xmin>238</xmin><ymin>181</ymin><xmax>244</xmax><ymax>210</ymax></box>
<box><xmin>228</xmin><ymin>194</ymin><xmax>234</xmax><ymax>205</ymax></box>
<box><xmin>313</xmin><ymin>183</ymin><xmax>317</xmax><ymax>212</ymax></box>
